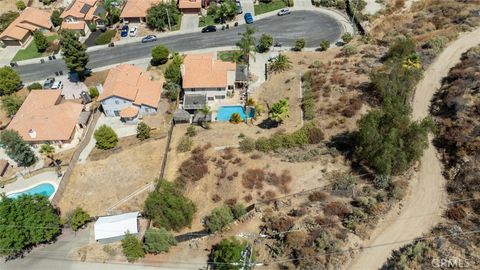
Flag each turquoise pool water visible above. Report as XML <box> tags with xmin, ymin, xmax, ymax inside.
<box><xmin>7</xmin><ymin>183</ymin><xmax>56</xmax><ymax>199</ymax></box>
<box><xmin>217</xmin><ymin>106</ymin><xmax>254</xmax><ymax>122</ymax></box>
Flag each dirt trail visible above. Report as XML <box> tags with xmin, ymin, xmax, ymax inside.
<box><xmin>347</xmin><ymin>27</ymin><xmax>480</xmax><ymax>270</ymax></box>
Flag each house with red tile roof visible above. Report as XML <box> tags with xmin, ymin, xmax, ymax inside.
<box><xmin>120</xmin><ymin>0</ymin><xmax>161</xmax><ymax>23</ymax></box>
<box><xmin>7</xmin><ymin>90</ymin><xmax>86</xmax><ymax>145</ymax></box>
<box><xmin>98</xmin><ymin>64</ymin><xmax>163</xmax><ymax>122</ymax></box>
<box><xmin>61</xmin><ymin>0</ymin><xmax>106</xmax><ymax>33</ymax></box>
<box><xmin>0</xmin><ymin>7</ymin><xmax>53</xmax><ymax>46</ymax></box>
<box><xmin>181</xmin><ymin>53</ymin><xmax>237</xmax><ymax>110</ymax></box>
<box><xmin>178</xmin><ymin>0</ymin><xmax>202</xmax><ymax>13</ymax></box>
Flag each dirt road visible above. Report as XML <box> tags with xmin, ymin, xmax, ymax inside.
<box><xmin>347</xmin><ymin>27</ymin><xmax>480</xmax><ymax>270</ymax></box>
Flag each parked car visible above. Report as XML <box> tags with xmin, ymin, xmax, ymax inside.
<box><xmin>244</xmin><ymin>12</ymin><xmax>253</xmax><ymax>24</ymax></box>
<box><xmin>43</xmin><ymin>77</ymin><xmax>55</xmax><ymax>89</ymax></box>
<box><xmin>202</xmin><ymin>25</ymin><xmax>217</xmax><ymax>33</ymax></box>
<box><xmin>277</xmin><ymin>8</ymin><xmax>291</xmax><ymax>16</ymax></box>
<box><xmin>129</xmin><ymin>26</ymin><xmax>138</xmax><ymax>37</ymax></box>
<box><xmin>120</xmin><ymin>25</ymin><xmax>129</xmax><ymax>37</ymax></box>
<box><xmin>141</xmin><ymin>35</ymin><xmax>157</xmax><ymax>43</ymax></box>
<box><xmin>235</xmin><ymin>1</ymin><xmax>242</xmax><ymax>14</ymax></box>
<box><xmin>51</xmin><ymin>81</ymin><xmax>63</xmax><ymax>89</ymax></box>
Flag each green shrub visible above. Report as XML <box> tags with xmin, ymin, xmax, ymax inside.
<box><xmin>255</xmin><ymin>137</ymin><xmax>272</xmax><ymax>152</ymax></box>
<box><xmin>257</xmin><ymin>33</ymin><xmax>273</xmax><ymax>53</ymax></box>
<box><xmin>294</xmin><ymin>38</ymin><xmax>306</xmax><ymax>51</ymax></box>
<box><xmin>164</xmin><ymin>53</ymin><xmax>183</xmax><ymax>84</ymax></box>
<box><xmin>177</xmin><ymin>136</ymin><xmax>193</xmax><ymax>152</ymax></box>
<box><xmin>229</xmin><ymin>112</ymin><xmax>242</xmax><ymax>124</ymax></box>
<box><xmin>230</xmin><ymin>203</ymin><xmax>246</xmax><ymax>219</ymax></box>
<box><xmin>164</xmin><ymin>82</ymin><xmax>180</xmax><ymax>101</ymax></box>
<box><xmin>341</xmin><ymin>32</ymin><xmax>353</xmax><ymax>44</ymax></box>
<box><xmin>204</xmin><ymin>206</ymin><xmax>234</xmax><ymax>233</ymax></box>
<box><xmin>27</xmin><ymin>82</ymin><xmax>42</xmax><ymax>90</ymax></box>
<box><xmin>151</xmin><ymin>45</ymin><xmax>169</xmax><ymax>65</ymax></box>
<box><xmin>87</xmin><ymin>22</ymin><xmax>96</xmax><ymax>31</ymax></box>
<box><xmin>332</xmin><ymin>173</ymin><xmax>356</xmax><ymax>191</ymax></box>
<box><xmin>239</xmin><ymin>137</ymin><xmax>256</xmax><ymax>153</ymax></box>
<box><xmin>136</xmin><ymin>122</ymin><xmax>151</xmax><ymax>141</ymax></box>
<box><xmin>121</xmin><ymin>233</ymin><xmax>145</xmax><ymax>262</ymax></box>
<box><xmin>319</xmin><ymin>39</ymin><xmax>330</xmax><ymax>51</ymax></box>
<box><xmin>89</xmin><ymin>87</ymin><xmax>99</xmax><ymax>98</ymax></box>
<box><xmin>341</xmin><ymin>44</ymin><xmax>357</xmax><ymax>56</ymax></box>
<box><xmin>16</xmin><ymin>1</ymin><xmax>26</xmax><ymax>10</ymax></box>
<box><xmin>1</xmin><ymin>95</ymin><xmax>24</xmax><ymax>116</ymax></box>
<box><xmin>212</xmin><ymin>237</ymin><xmax>248</xmax><ymax>269</ymax></box>
<box><xmin>143</xmin><ymin>228</ymin><xmax>177</xmax><ymax>254</ymax></box>
<box><xmin>94</xmin><ymin>125</ymin><xmax>118</xmax><ymax>150</ymax></box>
<box><xmin>50</xmin><ymin>9</ymin><xmax>62</xmax><ymax>27</ymax></box>
<box><xmin>386</xmin><ymin>37</ymin><xmax>416</xmax><ymax>61</ymax></box>
<box><xmin>424</xmin><ymin>36</ymin><xmax>448</xmax><ymax>56</ymax></box>
<box><xmin>94</xmin><ymin>30</ymin><xmax>116</xmax><ymax>45</ymax></box>
<box><xmin>343</xmin><ymin>208</ymin><xmax>367</xmax><ymax>230</ymax></box>
<box><xmin>67</xmin><ymin>207</ymin><xmax>90</xmax><ymax>231</ymax></box>
<box><xmin>0</xmin><ymin>130</ymin><xmax>36</xmax><ymax>166</ymax></box>
<box><xmin>186</xmin><ymin>125</ymin><xmax>197</xmax><ymax>137</ymax></box>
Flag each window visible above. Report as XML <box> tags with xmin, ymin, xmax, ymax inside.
<box><xmin>228</xmin><ymin>85</ymin><xmax>234</xmax><ymax>90</ymax></box>
<box><xmin>115</xmin><ymin>100</ymin><xmax>119</xmax><ymax>105</ymax></box>
<box><xmin>208</xmin><ymin>97</ymin><xmax>214</xmax><ymax>101</ymax></box>
<box><xmin>215</xmin><ymin>95</ymin><xmax>225</xmax><ymax>100</ymax></box>
<box><xmin>123</xmin><ymin>100</ymin><xmax>127</xmax><ymax>104</ymax></box>
<box><xmin>114</xmin><ymin>111</ymin><xmax>120</xmax><ymax>117</ymax></box>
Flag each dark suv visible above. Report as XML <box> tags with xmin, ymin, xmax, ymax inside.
<box><xmin>202</xmin><ymin>25</ymin><xmax>217</xmax><ymax>33</ymax></box>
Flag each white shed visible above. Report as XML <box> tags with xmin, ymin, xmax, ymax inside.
<box><xmin>94</xmin><ymin>211</ymin><xmax>140</xmax><ymax>243</ymax></box>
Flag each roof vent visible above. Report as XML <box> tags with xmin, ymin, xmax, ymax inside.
<box><xmin>28</xmin><ymin>129</ymin><xmax>36</xmax><ymax>139</ymax></box>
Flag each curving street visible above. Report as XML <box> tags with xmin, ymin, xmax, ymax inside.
<box><xmin>14</xmin><ymin>10</ymin><xmax>343</xmax><ymax>82</ymax></box>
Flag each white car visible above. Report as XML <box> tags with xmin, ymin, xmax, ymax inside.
<box><xmin>277</xmin><ymin>8</ymin><xmax>291</xmax><ymax>16</ymax></box>
<box><xmin>129</xmin><ymin>26</ymin><xmax>138</xmax><ymax>37</ymax></box>
<box><xmin>51</xmin><ymin>81</ymin><xmax>63</xmax><ymax>89</ymax></box>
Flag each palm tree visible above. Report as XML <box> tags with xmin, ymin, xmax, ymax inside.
<box><xmin>39</xmin><ymin>144</ymin><xmax>60</xmax><ymax>172</ymax></box>
<box><xmin>402</xmin><ymin>54</ymin><xmax>422</xmax><ymax>70</ymax></box>
<box><xmin>270</xmin><ymin>54</ymin><xmax>292</xmax><ymax>73</ymax></box>
<box><xmin>236</xmin><ymin>27</ymin><xmax>256</xmax><ymax>64</ymax></box>
<box><xmin>229</xmin><ymin>112</ymin><xmax>242</xmax><ymax>124</ymax></box>
<box><xmin>269</xmin><ymin>99</ymin><xmax>290</xmax><ymax>124</ymax></box>
<box><xmin>198</xmin><ymin>105</ymin><xmax>211</xmax><ymax>128</ymax></box>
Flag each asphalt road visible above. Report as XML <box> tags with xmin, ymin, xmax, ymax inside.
<box><xmin>15</xmin><ymin>10</ymin><xmax>343</xmax><ymax>82</ymax></box>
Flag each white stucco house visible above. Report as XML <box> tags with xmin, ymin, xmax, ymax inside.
<box><xmin>98</xmin><ymin>64</ymin><xmax>163</xmax><ymax>123</ymax></box>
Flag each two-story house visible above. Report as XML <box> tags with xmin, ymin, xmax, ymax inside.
<box><xmin>98</xmin><ymin>64</ymin><xmax>163</xmax><ymax>123</ymax></box>
<box><xmin>61</xmin><ymin>0</ymin><xmax>106</xmax><ymax>33</ymax></box>
<box><xmin>181</xmin><ymin>53</ymin><xmax>237</xmax><ymax>111</ymax></box>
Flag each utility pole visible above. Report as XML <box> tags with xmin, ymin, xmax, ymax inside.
<box><xmin>166</xmin><ymin>8</ymin><xmax>172</xmax><ymax>31</ymax></box>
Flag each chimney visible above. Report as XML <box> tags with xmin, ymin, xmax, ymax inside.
<box><xmin>28</xmin><ymin>129</ymin><xmax>36</xmax><ymax>139</ymax></box>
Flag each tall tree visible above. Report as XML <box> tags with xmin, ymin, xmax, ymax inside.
<box><xmin>33</xmin><ymin>30</ymin><xmax>49</xmax><ymax>52</ymax></box>
<box><xmin>212</xmin><ymin>237</ymin><xmax>248</xmax><ymax>270</ymax></box>
<box><xmin>102</xmin><ymin>0</ymin><xmax>119</xmax><ymax>26</ymax></box>
<box><xmin>269</xmin><ymin>54</ymin><xmax>292</xmax><ymax>72</ymax></box>
<box><xmin>236</xmin><ymin>27</ymin><xmax>256</xmax><ymax>63</ymax></box>
<box><xmin>50</xmin><ymin>9</ymin><xmax>62</xmax><ymax>27</ymax></box>
<box><xmin>0</xmin><ymin>66</ymin><xmax>21</xmax><ymax>96</ymax></box>
<box><xmin>215</xmin><ymin>0</ymin><xmax>236</xmax><ymax>23</ymax></box>
<box><xmin>0</xmin><ymin>130</ymin><xmax>36</xmax><ymax>167</ymax></box>
<box><xmin>146</xmin><ymin>2</ymin><xmax>180</xmax><ymax>31</ymax></box>
<box><xmin>60</xmin><ymin>30</ymin><xmax>89</xmax><ymax>78</ymax></box>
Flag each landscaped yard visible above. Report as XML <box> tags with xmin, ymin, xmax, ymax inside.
<box><xmin>199</xmin><ymin>15</ymin><xmax>215</xmax><ymax>27</ymax></box>
<box><xmin>12</xmin><ymin>35</ymin><xmax>57</xmax><ymax>61</ymax></box>
<box><xmin>254</xmin><ymin>0</ymin><xmax>287</xmax><ymax>15</ymax></box>
<box><xmin>217</xmin><ymin>50</ymin><xmax>241</xmax><ymax>62</ymax></box>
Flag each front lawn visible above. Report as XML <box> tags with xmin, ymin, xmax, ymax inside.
<box><xmin>12</xmin><ymin>35</ymin><xmax>57</xmax><ymax>61</ymax></box>
<box><xmin>217</xmin><ymin>50</ymin><xmax>241</xmax><ymax>62</ymax></box>
<box><xmin>94</xmin><ymin>30</ymin><xmax>116</xmax><ymax>45</ymax></box>
<box><xmin>254</xmin><ymin>0</ymin><xmax>287</xmax><ymax>15</ymax></box>
<box><xmin>199</xmin><ymin>15</ymin><xmax>215</xmax><ymax>27</ymax></box>
<box><xmin>171</xmin><ymin>14</ymin><xmax>183</xmax><ymax>31</ymax></box>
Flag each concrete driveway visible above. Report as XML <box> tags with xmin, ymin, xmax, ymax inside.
<box><xmin>0</xmin><ymin>46</ymin><xmax>19</xmax><ymax>66</ymax></box>
<box><xmin>181</xmin><ymin>13</ymin><xmax>199</xmax><ymax>32</ymax></box>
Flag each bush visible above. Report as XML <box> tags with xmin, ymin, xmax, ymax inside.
<box><xmin>239</xmin><ymin>137</ymin><xmax>256</xmax><ymax>153</ymax></box>
<box><xmin>67</xmin><ymin>207</ymin><xmax>90</xmax><ymax>231</ymax></box>
<box><xmin>177</xmin><ymin>136</ymin><xmax>193</xmax><ymax>152</ymax></box>
<box><xmin>386</xmin><ymin>37</ymin><xmax>416</xmax><ymax>61</ymax></box>
<box><xmin>0</xmin><ymin>130</ymin><xmax>36</xmax><ymax>167</ymax></box>
<box><xmin>257</xmin><ymin>33</ymin><xmax>273</xmax><ymax>53</ymax></box>
<box><xmin>27</xmin><ymin>82</ymin><xmax>42</xmax><ymax>90</ymax></box>
<box><xmin>89</xmin><ymin>87</ymin><xmax>99</xmax><ymax>98</ymax></box>
<box><xmin>164</xmin><ymin>53</ymin><xmax>183</xmax><ymax>84</ymax></box>
<box><xmin>87</xmin><ymin>22</ymin><xmax>96</xmax><ymax>32</ymax></box>
<box><xmin>294</xmin><ymin>38</ymin><xmax>306</xmax><ymax>51</ymax></box>
<box><xmin>143</xmin><ymin>228</ymin><xmax>177</xmax><ymax>254</ymax></box>
<box><xmin>163</xmin><ymin>82</ymin><xmax>180</xmax><ymax>101</ymax></box>
<box><xmin>1</xmin><ymin>95</ymin><xmax>24</xmax><ymax>116</ymax></box>
<box><xmin>151</xmin><ymin>45</ymin><xmax>169</xmax><ymax>65</ymax></box>
<box><xmin>230</xmin><ymin>203</ymin><xmax>246</xmax><ymax>219</ymax></box>
<box><xmin>176</xmin><ymin>147</ymin><xmax>209</xmax><ymax>184</ymax></box>
<box><xmin>94</xmin><ymin>30</ymin><xmax>115</xmax><ymax>45</ymax></box>
<box><xmin>144</xmin><ymin>181</ymin><xmax>196</xmax><ymax>231</ymax></box>
<box><xmin>51</xmin><ymin>9</ymin><xmax>62</xmax><ymax>27</ymax></box>
<box><xmin>137</xmin><ymin>122</ymin><xmax>151</xmax><ymax>141</ymax></box>
<box><xmin>341</xmin><ymin>44</ymin><xmax>357</xmax><ymax>56</ymax></box>
<box><xmin>94</xmin><ymin>125</ymin><xmax>118</xmax><ymax>150</ymax></box>
<box><xmin>121</xmin><ymin>233</ymin><xmax>145</xmax><ymax>262</ymax></box>
<box><xmin>186</xmin><ymin>125</ymin><xmax>197</xmax><ymax>137</ymax></box>
<box><xmin>341</xmin><ymin>32</ymin><xmax>353</xmax><ymax>44</ymax></box>
<box><xmin>16</xmin><ymin>1</ymin><xmax>26</xmax><ymax>10</ymax></box>
<box><xmin>212</xmin><ymin>237</ymin><xmax>247</xmax><ymax>269</ymax></box>
<box><xmin>204</xmin><ymin>206</ymin><xmax>234</xmax><ymax>233</ymax></box>
<box><xmin>33</xmin><ymin>30</ymin><xmax>49</xmax><ymax>52</ymax></box>
<box><xmin>319</xmin><ymin>39</ymin><xmax>330</xmax><ymax>51</ymax></box>
<box><xmin>332</xmin><ymin>173</ymin><xmax>356</xmax><ymax>191</ymax></box>
<box><xmin>229</xmin><ymin>112</ymin><xmax>242</xmax><ymax>124</ymax></box>
<box><xmin>308</xmin><ymin>191</ymin><xmax>328</xmax><ymax>202</ymax></box>
<box><xmin>323</xmin><ymin>201</ymin><xmax>351</xmax><ymax>218</ymax></box>
<box><xmin>0</xmin><ymin>66</ymin><xmax>21</xmax><ymax>95</ymax></box>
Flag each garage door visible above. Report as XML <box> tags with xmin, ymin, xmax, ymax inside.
<box><xmin>182</xmin><ymin>8</ymin><xmax>200</xmax><ymax>14</ymax></box>
<box><xmin>1</xmin><ymin>39</ymin><xmax>21</xmax><ymax>46</ymax></box>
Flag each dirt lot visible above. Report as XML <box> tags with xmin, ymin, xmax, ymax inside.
<box><xmin>83</xmin><ymin>70</ymin><xmax>110</xmax><ymax>88</ymax></box>
<box><xmin>0</xmin><ymin>0</ymin><xmax>26</xmax><ymax>14</ymax></box>
<box><xmin>58</xmin><ymin>134</ymin><xmax>167</xmax><ymax>216</ymax></box>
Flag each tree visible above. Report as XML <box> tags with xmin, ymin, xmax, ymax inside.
<box><xmin>1</xmin><ymin>95</ymin><xmax>24</xmax><ymax>117</ymax></box>
<box><xmin>151</xmin><ymin>44</ymin><xmax>169</xmax><ymax>65</ymax></box>
<box><xmin>0</xmin><ymin>11</ymin><xmax>19</xmax><ymax>33</ymax></box>
<box><xmin>136</xmin><ymin>122</ymin><xmax>151</xmax><ymax>141</ymax></box>
<box><xmin>67</xmin><ymin>207</ymin><xmax>90</xmax><ymax>231</ymax></box>
<box><xmin>236</xmin><ymin>27</ymin><xmax>256</xmax><ymax>63</ymax></box>
<box><xmin>0</xmin><ymin>66</ymin><xmax>21</xmax><ymax>96</ymax></box>
<box><xmin>257</xmin><ymin>33</ymin><xmax>273</xmax><ymax>53</ymax></box>
<box><xmin>143</xmin><ymin>228</ymin><xmax>177</xmax><ymax>254</ymax></box>
<box><xmin>27</xmin><ymin>82</ymin><xmax>42</xmax><ymax>90</ymax></box>
<box><xmin>143</xmin><ymin>181</ymin><xmax>196</xmax><ymax>231</ymax></box>
<box><xmin>121</xmin><ymin>233</ymin><xmax>145</xmax><ymax>262</ymax></box>
<box><xmin>294</xmin><ymin>38</ymin><xmax>306</xmax><ymax>51</ymax></box>
<box><xmin>341</xmin><ymin>32</ymin><xmax>353</xmax><ymax>44</ymax></box>
<box><xmin>16</xmin><ymin>1</ymin><xmax>26</xmax><ymax>10</ymax></box>
<box><xmin>319</xmin><ymin>39</ymin><xmax>330</xmax><ymax>51</ymax></box>
<box><xmin>212</xmin><ymin>237</ymin><xmax>248</xmax><ymax>270</ymax></box>
<box><xmin>269</xmin><ymin>99</ymin><xmax>290</xmax><ymax>124</ymax></box>
<box><xmin>0</xmin><ymin>130</ymin><xmax>36</xmax><ymax>167</ymax></box>
<box><xmin>230</xmin><ymin>203</ymin><xmax>246</xmax><ymax>219</ymax></box>
<box><xmin>204</xmin><ymin>206</ymin><xmax>234</xmax><ymax>233</ymax></box>
<box><xmin>33</xmin><ymin>30</ymin><xmax>49</xmax><ymax>52</ymax></box>
<box><xmin>216</xmin><ymin>0</ymin><xmax>237</xmax><ymax>23</ymax></box>
<box><xmin>146</xmin><ymin>2</ymin><xmax>181</xmax><ymax>31</ymax></box>
<box><xmin>89</xmin><ymin>87</ymin><xmax>99</xmax><ymax>98</ymax></box>
<box><xmin>269</xmin><ymin>54</ymin><xmax>292</xmax><ymax>72</ymax></box>
<box><xmin>51</xmin><ymin>9</ymin><xmax>62</xmax><ymax>27</ymax></box>
<box><xmin>0</xmin><ymin>195</ymin><xmax>61</xmax><ymax>257</ymax></box>
<box><xmin>198</xmin><ymin>105</ymin><xmax>211</xmax><ymax>128</ymax></box>
<box><xmin>94</xmin><ymin>124</ymin><xmax>118</xmax><ymax>150</ymax></box>
<box><xmin>229</xmin><ymin>112</ymin><xmax>242</xmax><ymax>124</ymax></box>
<box><xmin>102</xmin><ymin>0</ymin><xmax>120</xmax><ymax>26</ymax></box>
<box><xmin>39</xmin><ymin>143</ymin><xmax>55</xmax><ymax>162</ymax></box>
<box><xmin>164</xmin><ymin>81</ymin><xmax>180</xmax><ymax>101</ymax></box>
<box><xmin>60</xmin><ymin>30</ymin><xmax>89</xmax><ymax>78</ymax></box>
<box><xmin>386</xmin><ymin>37</ymin><xmax>416</xmax><ymax>61</ymax></box>
<box><xmin>186</xmin><ymin>125</ymin><xmax>197</xmax><ymax>137</ymax></box>
<box><xmin>164</xmin><ymin>53</ymin><xmax>183</xmax><ymax>84</ymax></box>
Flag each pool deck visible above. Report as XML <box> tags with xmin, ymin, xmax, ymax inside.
<box><xmin>0</xmin><ymin>170</ymin><xmax>62</xmax><ymax>199</ymax></box>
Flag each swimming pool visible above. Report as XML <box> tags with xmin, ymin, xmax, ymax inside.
<box><xmin>216</xmin><ymin>105</ymin><xmax>254</xmax><ymax>122</ymax></box>
<box><xmin>7</xmin><ymin>183</ymin><xmax>56</xmax><ymax>199</ymax></box>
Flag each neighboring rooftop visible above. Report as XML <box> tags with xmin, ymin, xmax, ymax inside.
<box><xmin>7</xmin><ymin>90</ymin><xmax>84</xmax><ymax>142</ymax></box>
<box><xmin>61</xmin><ymin>0</ymin><xmax>103</xmax><ymax>20</ymax></box>
<box><xmin>98</xmin><ymin>64</ymin><xmax>163</xmax><ymax>109</ymax></box>
<box><xmin>182</xmin><ymin>53</ymin><xmax>236</xmax><ymax>89</ymax></box>
<box><xmin>0</xmin><ymin>7</ymin><xmax>52</xmax><ymax>41</ymax></box>
<box><xmin>178</xmin><ymin>0</ymin><xmax>202</xmax><ymax>9</ymax></box>
<box><xmin>120</xmin><ymin>0</ymin><xmax>160</xmax><ymax>18</ymax></box>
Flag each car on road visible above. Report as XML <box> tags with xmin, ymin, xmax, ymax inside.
<box><xmin>244</xmin><ymin>12</ymin><xmax>253</xmax><ymax>24</ymax></box>
<box><xmin>235</xmin><ymin>1</ymin><xmax>242</xmax><ymax>14</ymax></box>
<box><xmin>129</xmin><ymin>26</ymin><xmax>138</xmax><ymax>37</ymax></box>
<box><xmin>202</xmin><ymin>25</ymin><xmax>217</xmax><ymax>33</ymax></box>
<box><xmin>43</xmin><ymin>77</ymin><xmax>55</xmax><ymax>89</ymax></box>
<box><xmin>120</xmin><ymin>25</ymin><xmax>129</xmax><ymax>37</ymax></box>
<box><xmin>277</xmin><ymin>8</ymin><xmax>291</xmax><ymax>16</ymax></box>
<box><xmin>51</xmin><ymin>81</ymin><xmax>63</xmax><ymax>89</ymax></box>
<box><xmin>141</xmin><ymin>35</ymin><xmax>157</xmax><ymax>43</ymax></box>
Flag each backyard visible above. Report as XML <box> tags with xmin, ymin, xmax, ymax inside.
<box><xmin>12</xmin><ymin>34</ymin><xmax>58</xmax><ymax>61</ymax></box>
